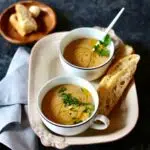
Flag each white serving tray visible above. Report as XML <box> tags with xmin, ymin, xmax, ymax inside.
<box><xmin>28</xmin><ymin>28</ymin><xmax>139</xmax><ymax>149</ymax></box>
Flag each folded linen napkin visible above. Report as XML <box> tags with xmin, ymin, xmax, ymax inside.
<box><xmin>0</xmin><ymin>47</ymin><xmax>38</xmax><ymax>150</ymax></box>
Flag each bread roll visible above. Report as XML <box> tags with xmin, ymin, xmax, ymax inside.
<box><xmin>29</xmin><ymin>6</ymin><xmax>41</xmax><ymax>18</ymax></box>
<box><xmin>97</xmin><ymin>54</ymin><xmax>140</xmax><ymax>116</ymax></box>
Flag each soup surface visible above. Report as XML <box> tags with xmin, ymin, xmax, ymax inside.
<box><xmin>42</xmin><ymin>84</ymin><xmax>94</xmax><ymax>125</ymax></box>
<box><xmin>63</xmin><ymin>38</ymin><xmax>109</xmax><ymax>68</ymax></box>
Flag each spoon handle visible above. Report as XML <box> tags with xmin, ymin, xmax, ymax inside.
<box><xmin>104</xmin><ymin>7</ymin><xmax>125</xmax><ymax>37</ymax></box>
<box><xmin>92</xmin><ymin>8</ymin><xmax>125</xmax><ymax>51</ymax></box>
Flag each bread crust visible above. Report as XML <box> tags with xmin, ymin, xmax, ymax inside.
<box><xmin>97</xmin><ymin>50</ymin><xmax>140</xmax><ymax>116</ymax></box>
<box><xmin>9</xmin><ymin>13</ymin><xmax>26</xmax><ymax>36</ymax></box>
<box><xmin>9</xmin><ymin>4</ymin><xmax>37</xmax><ymax>36</ymax></box>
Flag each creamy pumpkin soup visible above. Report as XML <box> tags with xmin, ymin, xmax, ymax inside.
<box><xmin>42</xmin><ymin>84</ymin><xmax>94</xmax><ymax>125</ymax></box>
<box><xmin>63</xmin><ymin>36</ymin><xmax>111</xmax><ymax>68</ymax></box>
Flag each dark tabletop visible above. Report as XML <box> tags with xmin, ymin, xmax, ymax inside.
<box><xmin>0</xmin><ymin>0</ymin><xmax>150</xmax><ymax>150</ymax></box>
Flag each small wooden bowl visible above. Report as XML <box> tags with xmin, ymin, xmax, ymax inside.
<box><xmin>0</xmin><ymin>1</ymin><xmax>56</xmax><ymax>44</ymax></box>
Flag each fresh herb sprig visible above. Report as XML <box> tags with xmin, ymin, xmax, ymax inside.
<box><xmin>102</xmin><ymin>34</ymin><xmax>111</xmax><ymax>46</ymax></box>
<box><xmin>93</xmin><ymin>34</ymin><xmax>111</xmax><ymax>57</ymax></box>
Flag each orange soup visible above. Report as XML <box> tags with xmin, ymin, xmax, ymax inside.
<box><xmin>42</xmin><ymin>84</ymin><xmax>94</xmax><ymax>125</ymax></box>
<box><xmin>63</xmin><ymin>38</ymin><xmax>109</xmax><ymax>68</ymax></box>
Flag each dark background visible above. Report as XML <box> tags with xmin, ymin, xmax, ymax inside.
<box><xmin>0</xmin><ymin>0</ymin><xmax>150</xmax><ymax>149</ymax></box>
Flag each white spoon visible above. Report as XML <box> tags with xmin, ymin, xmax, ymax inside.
<box><xmin>93</xmin><ymin>7</ymin><xmax>125</xmax><ymax>51</ymax></box>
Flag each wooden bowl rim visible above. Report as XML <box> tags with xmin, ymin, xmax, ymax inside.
<box><xmin>0</xmin><ymin>1</ymin><xmax>57</xmax><ymax>44</ymax></box>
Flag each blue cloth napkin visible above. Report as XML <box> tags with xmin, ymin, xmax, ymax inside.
<box><xmin>0</xmin><ymin>47</ymin><xmax>38</xmax><ymax>150</ymax></box>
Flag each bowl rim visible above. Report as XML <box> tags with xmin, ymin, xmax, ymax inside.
<box><xmin>37</xmin><ymin>76</ymin><xmax>99</xmax><ymax>128</ymax></box>
<box><xmin>59</xmin><ymin>27</ymin><xmax>115</xmax><ymax>70</ymax></box>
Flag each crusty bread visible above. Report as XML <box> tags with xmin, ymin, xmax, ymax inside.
<box><xmin>9</xmin><ymin>4</ymin><xmax>37</xmax><ymax>36</ymax></box>
<box><xmin>9</xmin><ymin>13</ymin><xmax>26</xmax><ymax>36</ymax></box>
<box><xmin>16</xmin><ymin>4</ymin><xmax>37</xmax><ymax>34</ymax></box>
<box><xmin>97</xmin><ymin>54</ymin><xmax>140</xmax><ymax>116</ymax></box>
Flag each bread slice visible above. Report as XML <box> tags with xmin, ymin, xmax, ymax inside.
<box><xmin>9</xmin><ymin>13</ymin><xmax>26</xmax><ymax>36</ymax></box>
<box><xmin>97</xmin><ymin>54</ymin><xmax>140</xmax><ymax>116</ymax></box>
<box><xmin>15</xmin><ymin>4</ymin><xmax>37</xmax><ymax>35</ymax></box>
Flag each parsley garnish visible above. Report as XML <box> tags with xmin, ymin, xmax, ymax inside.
<box><xmin>103</xmin><ymin>34</ymin><xmax>111</xmax><ymax>46</ymax></box>
<box><xmin>95</xmin><ymin>48</ymin><xmax>110</xmax><ymax>57</ymax></box>
<box><xmin>73</xmin><ymin>120</ymin><xmax>82</xmax><ymax>124</ymax></box>
<box><xmin>58</xmin><ymin>87</ymin><xmax>67</xmax><ymax>93</ymax></box>
<box><xmin>83</xmin><ymin>105</ymin><xmax>95</xmax><ymax>116</ymax></box>
<box><xmin>59</xmin><ymin>89</ymin><xmax>92</xmax><ymax>107</ymax></box>
<box><xmin>60</xmin><ymin>92</ymin><xmax>81</xmax><ymax>106</ymax></box>
<box><xmin>93</xmin><ymin>34</ymin><xmax>111</xmax><ymax>57</ymax></box>
<box><xmin>58</xmin><ymin>87</ymin><xmax>95</xmax><ymax>119</ymax></box>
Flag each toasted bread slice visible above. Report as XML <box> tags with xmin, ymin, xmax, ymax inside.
<box><xmin>97</xmin><ymin>54</ymin><xmax>140</xmax><ymax>116</ymax></box>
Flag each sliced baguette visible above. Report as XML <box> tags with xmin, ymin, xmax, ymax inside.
<box><xmin>9</xmin><ymin>13</ymin><xmax>26</xmax><ymax>36</ymax></box>
<box><xmin>15</xmin><ymin>4</ymin><xmax>37</xmax><ymax>35</ymax></box>
<box><xmin>97</xmin><ymin>54</ymin><xmax>140</xmax><ymax>116</ymax></box>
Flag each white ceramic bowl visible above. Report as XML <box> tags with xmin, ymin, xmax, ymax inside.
<box><xmin>59</xmin><ymin>27</ymin><xmax>114</xmax><ymax>81</ymax></box>
<box><xmin>37</xmin><ymin>76</ymin><xmax>110</xmax><ymax>136</ymax></box>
